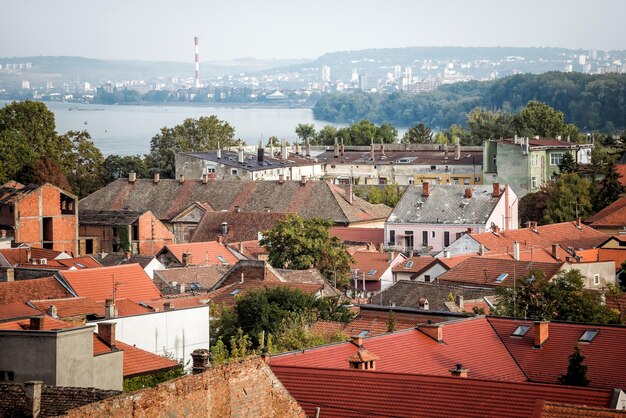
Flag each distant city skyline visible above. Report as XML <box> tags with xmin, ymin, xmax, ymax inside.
<box><xmin>2</xmin><ymin>0</ymin><xmax>626</xmax><ymax>62</ymax></box>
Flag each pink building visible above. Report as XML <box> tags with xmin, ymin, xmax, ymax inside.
<box><xmin>385</xmin><ymin>183</ymin><xmax>517</xmax><ymax>254</ymax></box>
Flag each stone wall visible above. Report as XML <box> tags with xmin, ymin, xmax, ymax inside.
<box><xmin>63</xmin><ymin>357</ymin><xmax>305</xmax><ymax>418</ymax></box>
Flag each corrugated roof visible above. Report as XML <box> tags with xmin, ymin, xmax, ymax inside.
<box><xmin>0</xmin><ymin>277</ymin><xmax>73</xmax><ymax>304</ymax></box>
<box><xmin>271</xmin><ymin>365</ymin><xmax>612</xmax><ymax>418</ymax></box>
<box><xmin>58</xmin><ymin>264</ymin><xmax>161</xmax><ymax>303</ymax></box>
<box><xmin>488</xmin><ymin>317</ymin><xmax>626</xmax><ymax>390</ymax></box>
<box><xmin>271</xmin><ymin>317</ymin><xmax>526</xmax><ymax>382</ymax></box>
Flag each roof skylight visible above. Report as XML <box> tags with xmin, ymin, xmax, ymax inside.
<box><xmin>579</xmin><ymin>329</ymin><xmax>599</xmax><ymax>343</ymax></box>
<box><xmin>405</xmin><ymin>261</ymin><xmax>414</xmax><ymax>269</ymax></box>
<box><xmin>496</xmin><ymin>273</ymin><xmax>508</xmax><ymax>283</ymax></box>
<box><xmin>511</xmin><ymin>325</ymin><xmax>530</xmax><ymax>337</ymax></box>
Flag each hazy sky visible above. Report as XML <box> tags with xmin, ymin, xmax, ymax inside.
<box><xmin>2</xmin><ymin>0</ymin><xmax>625</xmax><ymax>62</ymax></box>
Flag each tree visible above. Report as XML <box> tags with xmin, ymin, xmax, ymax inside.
<box><xmin>558</xmin><ymin>152</ymin><xmax>578</xmax><ymax>174</ymax></box>
<box><xmin>316</xmin><ymin>125</ymin><xmax>339</xmax><ymax>146</ymax></box>
<box><xmin>593</xmin><ymin>159</ymin><xmax>624</xmax><ymax>212</ymax></box>
<box><xmin>543</xmin><ymin>173</ymin><xmax>592</xmax><ymax>224</ymax></box>
<box><xmin>559</xmin><ymin>346</ymin><xmax>590</xmax><ymax>387</ymax></box>
<box><xmin>513</xmin><ymin>101</ymin><xmax>566</xmax><ymax>138</ymax></box>
<box><xmin>466</xmin><ymin>108</ymin><xmax>515</xmax><ymax>143</ymax></box>
<box><xmin>17</xmin><ymin>156</ymin><xmax>73</xmax><ymax>192</ymax></box>
<box><xmin>295</xmin><ymin>123</ymin><xmax>316</xmax><ymax>145</ymax></box>
<box><xmin>386</xmin><ymin>310</ymin><xmax>397</xmax><ymax>332</ymax></box>
<box><xmin>103</xmin><ymin>154</ymin><xmax>150</xmax><ymax>183</ymax></box>
<box><xmin>519</xmin><ymin>187</ymin><xmax>550</xmax><ymax>226</ymax></box>
<box><xmin>260</xmin><ymin>214</ymin><xmax>353</xmax><ymax>288</ymax></box>
<box><xmin>147</xmin><ymin>116</ymin><xmax>236</xmax><ymax>178</ymax></box>
<box><xmin>402</xmin><ymin>123</ymin><xmax>433</xmax><ymax>144</ymax></box>
<box><xmin>61</xmin><ymin>130</ymin><xmax>106</xmax><ymax>198</ymax></box>
<box><xmin>336</xmin><ymin>120</ymin><xmax>398</xmax><ymax>146</ymax></box>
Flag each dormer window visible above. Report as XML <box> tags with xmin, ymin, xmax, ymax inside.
<box><xmin>511</xmin><ymin>325</ymin><xmax>530</xmax><ymax>337</ymax></box>
<box><xmin>579</xmin><ymin>330</ymin><xmax>599</xmax><ymax>343</ymax></box>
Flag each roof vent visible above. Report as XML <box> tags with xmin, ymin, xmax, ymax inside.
<box><xmin>449</xmin><ymin>363</ymin><xmax>469</xmax><ymax>378</ymax></box>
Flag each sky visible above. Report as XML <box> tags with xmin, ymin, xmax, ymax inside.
<box><xmin>2</xmin><ymin>0</ymin><xmax>625</xmax><ymax>62</ymax></box>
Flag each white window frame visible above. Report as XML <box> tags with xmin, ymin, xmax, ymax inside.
<box><xmin>231</xmin><ymin>168</ymin><xmax>238</xmax><ymax>176</ymax></box>
<box><xmin>550</xmin><ymin>152</ymin><xmax>564</xmax><ymax>166</ymax></box>
<box><xmin>593</xmin><ymin>274</ymin><xmax>600</xmax><ymax>285</ymax></box>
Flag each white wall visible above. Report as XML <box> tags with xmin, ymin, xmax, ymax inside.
<box><xmin>379</xmin><ymin>253</ymin><xmax>406</xmax><ymax>291</ymax></box>
<box><xmin>92</xmin><ymin>306</ymin><xmax>210</xmax><ymax>363</ymax></box>
<box><xmin>385</xmin><ymin>223</ymin><xmax>487</xmax><ymax>254</ymax></box>
<box><xmin>144</xmin><ymin>258</ymin><xmax>165</xmax><ymax>280</ymax></box>
<box><xmin>560</xmin><ymin>262</ymin><xmax>617</xmax><ymax>289</ymax></box>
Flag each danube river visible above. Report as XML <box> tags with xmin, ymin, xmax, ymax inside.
<box><xmin>1</xmin><ymin>100</ymin><xmax>408</xmax><ymax>156</ymax></box>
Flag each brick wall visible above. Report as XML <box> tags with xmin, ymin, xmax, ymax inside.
<box><xmin>137</xmin><ymin>212</ymin><xmax>174</xmax><ymax>256</ymax></box>
<box><xmin>63</xmin><ymin>357</ymin><xmax>305</xmax><ymax>418</ymax></box>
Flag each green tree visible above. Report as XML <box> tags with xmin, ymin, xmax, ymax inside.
<box><xmin>593</xmin><ymin>159</ymin><xmax>624</xmax><ymax>212</ymax></box>
<box><xmin>558</xmin><ymin>152</ymin><xmax>578</xmax><ymax>174</ymax></box>
<box><xmin>147</xmin><ymin>116</ymin><xmax>236</xmax><ymax>178</ymax></box>
<box><xmin>559</xmin><ymin>346</ymin><xmax>590</xmax><ymax>387</ymax></box>
<box><xmin>543</xmin><ymin>173</ymin><xmax>592</xmax><ymax>224</ymax></box>
<box><xmin>103</xmin><ymin>154</ymin><xmax>150</xmax><ymax>183</ymax></box>
<box><xmin>386</xmin><ymin>310</ymin><xmax>397</xmax><ymax>332</ymax></box>
<box><xmin>402</xmin><ymin>123</ymin><xmax>433</xmax><ymax>144</ymax></box>
<box><xmin>519</xmin><ymin>187</ymin><xmax>550</xmax><ymax>226</ymax></box>
<box><xmin>337</xmin><ymin>120</ymin><xmax>397</xmax><ymax>146</ymax></box>
<box><xmin>316</xmin><ymin>125</ymin><xmax>339</xmax><ymax>146</ymax></box>
<box><xmin>513</xmin><ymin>101</ymin><xmax>565</xmax><ymax>138</ymax></box>
<box><xmin>466</xmin><ymin>107</ymin><xmax>515</xmax><ymax>143</ymax></box>
<box><xmin>17</xmin><ymin>156</ymin><xmax>73</xmax><ymax>192</ymax></box>
<box><xmin>295</xmin><ymin>123</ymin><xmax>316</xmax><ymax>145</ymax></box>
<box><xmin>260</xmin><ymin>214</ymin><xmax>354</xmax><ymax>288</ymax></box>
<box><xmin>61</xmin><ymin>130</ymin><xmax>106</xmax><ymax>198</ymax></box>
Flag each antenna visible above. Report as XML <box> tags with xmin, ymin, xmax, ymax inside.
<box><xmin>194</xmin><ymin>36</ymin><xmax>200</xmax><ymax>88</ymax></box>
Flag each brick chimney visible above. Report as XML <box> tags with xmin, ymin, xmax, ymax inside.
<box><xmin>388</xmin><ymin>251</ymin><xmax>395</xmax><ymax>263</ymax></box>
<box><xmin>534</xmin><ymin>321</ymin><xmax>549</xmax><ymax>348</ymax></box>
<box><xmin>105</xmin><ymin>299</ymin><xmax>116</xmax><ymax>319</ymax></box>
<box><xmin>128</xmin><ymin>172</ymin><xmax>136</xmax><ymax>182</ymax></box>
<box><xmin>182</xmin><ymin>252</ymin><xmax>192</xmax><ymax>266</ymax></box>
<box><xmin>24</xmin><ymin>381</ymin><xmax>42</xmax><ymax>418</ymax></box>
<box><xmin>422</xmin><ymin>182</ymin><xmax>430</xmax><ymax>197</ymax></box>
<box><xmin>449</xmin><ymin>364</ymin><xmax>469</xmax><ymax>378</ymax></box>
<box><xmin>153</xmin><ymin>172</ymin><xmax>160</xmax><ymax>183</ymax></box>
<box><xmin>419</xmin><ymin>323</ymin><xmax>443</xmax><ymax>342</ymax></box>
<box><xmin>98</xmin><ymin>322</ymin><xmax>116</xmax><ymax>349</ymax></box>
<box><xmin>351</xmin><ymin>335</ymin><xmax>363</xmax><ymax>348</ymax></box>
<box><xmin>492</xmin><ymin>182</ymin><xmax>501</xmax><ymax>197</ymax></box>
<box><xmin>191</xmin><ymin>348</ymin><xmax>211</xmax><ymax>374</ymax></box>
<box><xmin>164</xmin><ymin>302</ymin><xmax>173</xmax><ymax>311</ymax></box>
<box><xmin>455</xmin><ymin>294</ymin><xmax>464</xmax><ymax>309</ymax></box>
<box><xmin>340</xmin><ymin>138</ymin><xmax>345</xmax><ymax>155</ymax></box>
<box><xmin>576</xmin><ymin>217</ymin><xmax>582</xmax><ymax>229</ymax></box>
<box><xmin>347</xmin><ymin>348</ymin><xmax>379</xmax><ymax>370</ymax></box>
<box><xmin>552</xmin><ymin>244</ymin><xmax>560</xmax><ymax>260</ymax></box>
<box><xmin>29</xmin><ymin>316</ymin><xmax>45</xmax><ymax>330</ymax></box>
<box><xmin>464</xmin><ymin>188</ymin><xmax>472</xmax><ymax>198</ymax></box>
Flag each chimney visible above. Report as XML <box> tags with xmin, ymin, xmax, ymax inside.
<box><xmin>419</xmin><ymin>323</ymin><xmax>443</xmax><ymax>342</ymax></box>
<box><xmin>240</xmin><ymin>272</ymin><xmax>245</xmax><ymax>284</ymax></box>
<box><xmin>422</xmin><ymin>182</ymin><xmax>430</xmax><ymax>197</ymax></box>
<box><xmin>221</xmin><ymin>222</ymin><xmax>228</xmax><ymax>236</ymax></box>
<box><xmin>238</xmin><ymin>146</ymin><xmax>245</xmax><ymax>164</ymax></box>
<box><xmin>576</xmin><ymin>217</ymin><xmax>582</xmax><ymax>228</ymax></box>
<box><xmin>305</xmin><ymin>138</ymin><xmax>311</xmax><ymax>157</ymax></box>
<box><xmin>216</xmin><ymin>146</ymin><xmax>222</xmax><ymax>159</ymax></box>
<box><xmin>234</xmin><ymin>205</ymin><xmax>240</xmax><ymax>213</ymax></box>
<box><xmin>347</xmin><ymin>348</ymin><xmax>379</xmax><ymax>370</ymax></box>
<box><xmin>191</xmin><ymin>348</ymin><xmax>211</xmax><ymax>374</ymax></box>
<box><xmin>301</xmin><ymin>175</ymin><xmax>307</xmax><ymax>185</ymax></box>
<box><xmin>98</xmin><ymin>322</ymin><xmax>116</xmax><ymax>348</ymax></box>
<box><xmin>278</xmin><ymin>173</ymin><xmax>284</xmax><ymax>184</ymax></box>
<box><xmin>257</xmin><ymin>140</ymin><xmax>265</xmax><ymax>163</ymax></box>
<box><xmin>239</xmin><ymin>241</ymin><xmax>244</xmax><ymax>254</ymax></box>
<box><xmin>513</xmin><ymin>241</ymin><xmax>520</xmax><ymax>261</ymax></box>
<box><xmin>179</xmin><ymin>174</ymin><xmax>185</xmax><ymax>184</ymax></box>
<box><xmin>345</xmin><ymin>183</ymin><xmax>353</xmax><ymax>204</ymax></box>
<box><xmin>128</xmin><ymin>172</ymin><xmax>136</xmax><ymax>182</ymax></box>
<box><xmin>29</xmin><ymin>316</ymin><xmax>45</xmax><ymax>331</ymax></box>
<box><xmin>464</xmin><ymin>188</ymin><xmax>472</xmax><ymax>199</ymax></box>
<box><xmin>6</xmin><ymin>268</ymin><xmax>14</xmax><ymax>282</ymax></box>
<box><xmin>182</xmin><ymin>251</ymin><xmax>192</xmax><ymax>266</ymax></box>
<box><xmin>24</xmin><ymin>381</ymin><xmax>42</xmax><ymax>418</ymax></box>
<box><xmin>334</xmin><ymin>138</ymin><xmax>339</xmax><ymax>158</ymax></box>
<box><xmin>216</xmin><ymin>235</ymin><xmax>223</xmax><ymax>244</ymax></box>
<box><xmin>449</xmin><ymin>364</ymin><xmax>469</xmax><ymax>378</ymax></box>
<box><xmin>418</xmin><ymin>297</ymin><xmax>430</xmax><ymax>311</ymax></box>
<box><xmin>105</xmin><ymin>299</ymin><xmax>116</xmax><ymax>319</ymax></box>
<box><xmin>492</xmin><ymin>182</ymin><xmax>501</xmax><ymax>197</ymax></box>
<box><xmin>556</xmin><ymin>135</ymin><xmax>561</xmax><ymax>141</ymax></box>
<box><xmin>209</xmin><ymin>172</ymin><xmax>215</xmax><ymax>181</ymax></box>
<box><xmin>202</xmin><ymin>173</ymin><xmax>208</xmax><ymax>184</ymax></box>
<box><xmin>370</xmin><ymin>139</ymin><xmax>375</xmax><ymax>160</ymax></box>
<box><xmin>455</xmin><ymin>295</ymin><xmax>464</xmax><ymax>309</ymax></box>
<box><xmin>46</xmin><ymin>305</ymin><xmax>58</xmax><ymax>318</ymax></box>
<box><xmin>454</xmin><ymin>138</ymin><xmax>461</xmax><ymax>160</ymax></box>
<box><xmin>380</xmin><ymin>140</ymin><xmax>385</xmax><ymax>157</ymax></box>
<box><xmin>534</xmin><ymin>321</ymin><xmax>549</xmax><ymax>348</ymax></box>
<box><xmin>479</xmin><ymin>244</ymin><xmax>485</xmax><ymax>256</ymax></box>
<box><xmin>551</xmin><ymin>244</ymin><xmax>559</xmax><ymax>260</ymax></box>
<box><xmin>351</xmin><ymin>335</ymin><xmax>363</xmax><ymax>348</ymax></box>
<box><xmin>444</xmin><ymin>143</ymin><xmax>448</xmax><ymax>158</ymax></box>
<box><xmin>176</xmin><ymin>283</ymin><xmax>185</xmax><ymax>294</ymax></box>
<box><xmin>443</xmin><ymin>250</ymin><xmax>450</xmax><ymax>259</ymax></box>
<box><xmin>281</xmin><ymin>140</ymin><xmax>288</xmax><ymax>160</ymax></box>
<box><xmin>514</xmin><ymin>134</ymin><xmax>518</xmax><ymax>144</ymax></box>
<box><xmin>388</xmin><ymin>251</ymin><xmax>395</xmax><ymax>263</ymax></box>
<box><xmin>295</xmin><ymin>142</ymin><xmax>301</xmax><ymax>155</ymax></box>
<box><xmin>153</xmin><ymin>172</ymin><xmax>160</xmax><ymax>183</ymax></box>
<box><xmin>340</xmin><ymin>138</ymin><xmax>345</xmax><ymax>155</ymax></box>
<box><xmin>164</xmin><ymin>302</ymin><xmax>173</xmax><ymax>311</ymax></box>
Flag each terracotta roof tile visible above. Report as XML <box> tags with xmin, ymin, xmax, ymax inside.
<box><xmin>29</xmin><ymin>297</ymin><xmax>151</xmax><ymax>319</ymax></box>
<box><xmin>271</xmin><ymin>317</ymin><xmax>527</xmax><ymax>382</ymax></box>
<box><xmin>114</xmin><ymin>340</ymin><xmax>179</xmax><ymax>377</ymax></box>
<box><xmin>157</xmin><ymin>242</ymin><xmax>238</xmax><ymax>266</ymax></box>
<box><xmin>190</xmin><ymin>211</ymin><xmax>289</xmax><ymax>243</ymax></box>
<box><xmin>488</xmin><ymin>317</ymin><xmax>626</xmax><ymax>390</ymax></box>
<box><xmin>0</xmin><ymin>302</ymin><xmax>42</xmax><ymax>320</ymax></box>
<box><xmin>58</xmin><ymin>264</ymin><xmax>161</xmax><ymax>303</ymax></box>
<box><xmin>226</xmin><ymin>239</ymin><xmax>267</xmax><ymax>259</ymax></box>
<box><xmin>271</xmin><ymin>366</ymin><xmax>612</xmax><ymax>418</ymax></box>
<box><xmin>329</xmin><ymin>227</ymin><xmax>384</xmax><ymax>245</ymax></box>
<box><xmin>0</xmin><ymin>247</ymin><xmax>62</xmax><ymax>266</ymax></box>
<box><xmin>0</xmin><ymin>315</ymin><xmax>73</xmax><ymax>330</ymax></box>
<box><xmin>351</xmin><ymin>251</ymin><xmax>395</xmax><ymax>281</ymax></box>
<box><xmin>154</xmin><ymin>265</ymin><xmax>228</xmax><ymax>291</ymax></box>
<box><xmin>392</xmin><ymin>255</ymin><xmax>435</xmax><ymax>273</ymax></box>
<box><xmin>311</xmin><ymin>320</ymin><xmax>347</xmax><ymax>336</ymax></box>
<box><xmin>0</xmin><ymin>277</ymin><xmax>72</xmax><ymax>304</ymax></box>
<box><xmin>536</xmin><ymin>401</ymin><xmax>626</xmax><ymax>418</ymax></box>
<box><xmin>586</xmin><ymin>197</ymin><xmax>626</xmax><ymax>226</ymax></box>
<box><xmin>144</xmin><ymin>295</ymin><xmax>210</xmax><ymax>312</ymax></box>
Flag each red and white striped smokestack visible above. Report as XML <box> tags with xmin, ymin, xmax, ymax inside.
<box><xmin>194</xmin><ymin>36</ymin><xmax>200</xmax><ymax>88</ymax></box>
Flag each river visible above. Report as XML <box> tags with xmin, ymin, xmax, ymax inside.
<box><xmin>0</xmin><ymin>100</ymin><xmax>407</xmax><ymax>156</ymax></box>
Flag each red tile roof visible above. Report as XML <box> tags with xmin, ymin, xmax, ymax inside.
<box><xmin>392</xmin><ymin>255</ymin><xmax>435</xmax><ymax>273</ymax></box>
<box><xmin>226</xmin><ymin>240</ymin><xmax>267</xmax><ymax>259</ymax></box>
<box><xmin>488</xmin><ymin>317</ymin><xmax>626</xmax><ymax>390</ymax></box>
<box><xmin>535</xmin><ymin>401</ymin><xmax>626</xmax><ymax>418</ymax></box>
<box><xmin>586</xmin><ymin>197</ymin><xmax>626</xmax><ymax>226</ymax></box>
<box><xmin>28</xmin><ymin>297</ymin><xmax>151</xmax><ymax>319</ymax></box>
<box><xmin>484</xmin><ymin>245</ymin><xmax>570</xmax><ymax>263</ymax></box>
<box><xmin>343</xmin><ymin>309</ymin><xmax>431</xmax><ymax>337</ymax></box>
<box><xmin>190</xmin><ymin>211</ymin><xmax>289</xmax><ymax>244</ymax></box>
<box><xmin>471</xmin><ymin>222</ymin><xmax>608</xmax><ymax>253</ymax></box>
<box><xmin>329</xmin><ymin>227</ymin><xmax>384</xmax><ymax>245</ymax></box>
<box><xmin>158</xmin><ymin>242</ymin><xmax>238</xmax><ymax>266</ymax></box>
<box><xmin>438</xmin><ymin>257</ymin><xmax>562</xmax><ymax>287</ymax></box>
<box><xmin>0</xmin><ymin>277</ymin><xmax>73</xmax><ymax>304</ymax></box>
<box><xmin>311</xmin><ymin>320</ymin><xmax>347</xmax><ymax>337</ymax></box>
<box><xmin>270</xmin><ymin>366</ymin><xmax>613</xmax><ymax>418</ymax></box>
<box><xmin>145</xmin><ymin>295</ymin><xmax>210</xmax><ymax>312</ymax></box>
<box><xmin>616</xmin><ymin>165</ymin><xmax>626</xmax><ymax>188</ymax></box>
<box><xmin>271</xmin><ymin>317</ymin><xmax>527</xmax><ymax>382</ymax></box>
<box><xmin>0</xmin><ymin>302</ymin><xmax>42</xmax><ymax>320</ymax></box>
<box><xmin>0</xmin><ymin>316</ymin><xmax>73</xmax><ymax>330</ymax></box>
<box><xmin>438</xmin><ymin>253</ymin><xmax>476</xmax><ymax>268</ymax></box>
<box><xmin>56</xmin><ymin>256</ymin><xmax>102</xmax><ymax>269</ymax></box>
<box><xmin>0</xmin><ymin>247</ymin><xmax>62</xmax><ymax>266</ymax></box>
<box><xmin>351</xmin><ymin>251</ymin><xmax>394</xmax><ymax>281</ymax></box>
<box><xmin>58</xmin><ymin>264</ymin><xmax>161</xmax><ymax>303</ymax></box>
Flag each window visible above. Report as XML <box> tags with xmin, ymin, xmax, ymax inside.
<box><xmin>453</xmin><ymin>178</ymin><xmax>459</xmax><ymax>185</ymax></box>
<box><xmin>550</xmin><ymin>152</ymin><xmax>564</xmax><ymax>166</ymax></box>
<box><xmin>464</xmin><ymin>178</ymin><xmax>470</xmax><ymax>185</ymax></box>
<box><xmin>229</xmin><ymin>289</ymin><xmax>241</xmax><ymax>296</ymax></box>
<box><xmin>358</xmin><ymin>330</ymin><xmax>370</xmax><ymax>337</ymax></box>
<box><xmin>206</xmin><ymin>167</ymin><xmax>216</xmax><ymax>174</ymax></box>
<box><xmin>431</xmin><ymin>231</ymin><xmax>435</xmax><ymax>238</ymax></box>
<box><xmin>217</xmin><ymin>255</ymin><xmax>228</xmax><ymax>264</ymax></box>
<box><xmin>511</xmin><ymin>325</ymin><xmax>531</xmax><ymax>337</ymax></box>
<box><xmin>231</xmin><ymin>168</ymin><xmax>238</xmax><ymax>175</ymax></box>
<box><xmin>424</xmin><ymin>275</ymin><xmax>431</xmax><ymax>282</ymax></box>
<box><xmin>422</xmin><ymin>231</ymin><xmax>428</xmax><ymax>246</ymax></box>
<box><xmin>367</xmin><ymin>269</ymin><xmax>377</xmax><ymax>276</ymax></box>
<box><xmin>593</xmin><ymin>274</ymin><xmax>600</xmax><ymax>285</ymax></box>
<box><xmin>444</xmin><ymin>231</ymin><xmax>450</xmax><ymax>247</ymax></box>
<box><xmin>496</xmin><ymin>273</ymin><xmax>508</xmax><ymax>283</ymax></box>
<box><xmin>430</xmin><ymin>165</ymin><xmax>436</xmax><ymax>170</ymax></box>
<box><xmin>579</xmin><ymin>330</ymin><xmax>599</xmax><ymax>342</ymax></box>
<box><xmin>0</xmin><ymin>371</ymin><xmax>14</xmax><ymax>382</ymax></box>
<box><xmin>389</xmin><ymin>230</ymin><xmax>396</xmax><ymax>245</ymax></box>
<box><xmin>405</xmin><ymin>261</ymin><xmax>414</xmax><ymax>269</ymax></box>
<box><xmin>408</xmin><ymin>179</ymin><xmax>414</xmax><ymax>185</ymax></box>
<box><xmin>531</xmin><ymin>154</ymin><xmax>539</xmax><ymax>166</ymax></box>
<box><xmin>531</xmin><ymin>177</ymin><xmax>537</xmax><ymax>190</ymax></box>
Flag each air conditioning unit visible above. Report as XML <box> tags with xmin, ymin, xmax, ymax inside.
<box><xmin>39</xmin><ymin>258</ymin><xmax>47</xmax><ymax>265</ymax></box>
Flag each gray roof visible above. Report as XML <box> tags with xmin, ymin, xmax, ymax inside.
<box><xmin>369</xmin><ymin>281</ymin><xmax>495</xmax><ymax>311</ymax></box>
<box><xmin>79</xmin><ymin>179</ymin><xmax>391</xmax><ymax>225</ymax></box>
<box><xmin>95</xmin><ymin>252</ymin><xmax>156</xmax><ymax>268</ymax></box>
<box><xmin>181</xmin><ymin>151</ymin><xmax>319</xmax><ymax>171</ymax></box>
<box><xmin>387</xmin><ymin>184</ymin><xmax>501</xmax><ymax>225</ymax></box>
<box><xmin>79</xmin><ymin>210</ymin><xmax>144</xmax><ymax>225</ymax></box>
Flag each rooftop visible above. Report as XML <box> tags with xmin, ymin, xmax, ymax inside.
<box><xmin>190</xmin><ymin>211</ymin><xmax>289</xmax><ymax>244</ymax></box>
<box><xmin>180</xmin><ymin>149</ymin><xmax>319</xmax><ymax>171</ymax></box>
<box><xmin>315</xmin><ymin>148</ymin><xmax>483</xmax><ymax>166</ymax></box>
<box><xmin>0</xmin><ymin>277</ymin><xmax>73</xmax><ymax>304</ymax></box>
<box><xmin>585</xmin><ymin>197</ymin><xmax>626</xmax><ymax>227</ymax></box>
<box><xmin>351</xmin><ymin>251</ymin><xmax>398</xmax><ymax>281</ymax></box>
<box><xmin>329</xmin><ymin>227</ymin><xmax>384</xmax><ymax>245</ymax></box>
<box><xmin>157</xmin><ymin>241</ymin><xmax>238</xmax><ymax>266</ymax></box>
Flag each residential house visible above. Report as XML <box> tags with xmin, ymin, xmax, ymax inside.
<box><xmin>330</xmin><ymin>227</ymin><xmax>384</xmax><ymax>252</ymax></box>
<box><xmin>79</xmin><ymin>210</ymin><xmax>174</xmax><ymax>256</ymax></box>
<box><xmin>189</xmin><ymin>211</ymin><xmax>288</xmax><ymax>244</ymax></box>
<box><xmin>386</xmin><ymin>183</ymin><xmax>517</xmax><ymax>254</ymax></box>
<box><xmin>0</xmin><ymin>247</ymin><xmax>101</xmax><ymax>281</ymax></box>
<box><xmin>153</xmin><ymin>265</ymin><xmax>228</xmax><ymax>294</ymax></box>
<box><xmin>585</xmin><ymin>197</ymin><xmax>626</xmax><ymax>235</ymax></box>
<box><xmin>94</xmin><ymin>252</ymin><xmax>165</xmax><ymax>280</ymax></box>
<box><xmin>0</xmin><ymin>182</ymin><xmax>78</xmax><ymax>254</ymax></box>
<box><xmin>156</xmin><ymin>241</ymin><xmax>238</xmax><ymax>267</ymax></box>
<box><xmin>483</xmin><ymin>136</ymin><xmax>593</xmax><ymax>197</ymax></box>
<box><xmin>169</xmin><ymin>201</ymin><xmax>212</xmax><ymax>243</ymax></box>
<box><xmin>351</xmin><ymin>251</ymin><xmax>406</xmax><ymax>295</ymax></box>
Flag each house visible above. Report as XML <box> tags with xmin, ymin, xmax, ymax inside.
<box><xmin>0</xmin><ymin>182</ymin><xmax>79</xmax><ymax>254</ymax></box>
<box><xmin>28</xmin><ymin>296</ymin><xmax>152</xmax><ymax>324</ymax></box>
<box><xmin>483</xmin><ymin>136</ymin><xmax>593</xmax><ymax>197</ymax></box>
<box><xmin>330</xmin><ymin>227</ymin><xmax>384</xmax><ymax>252</ymax></box>
<box><xmin>350</xmin><ymin>251</ymin><xmax>406</xmax><ymax>295</ymax></box>
<box><xmin>585</xmin><ymin>197</ymin><xmax>626</xmax><ymax>235</ymax></box>
<box><xmin>78</xmin><ymin>210</ymin><xmax>174</xmax><ymax>256</ymax></box>
<box><xmin>392</xmin><ymin>255</ymin><xmax>440</xmax><ymax>282</ymax></box>
<box><xmin>79</xmin><ymin>177</ymin><xmax>391</xmax><ymax>229</ymax></box>
<box><xmin>317</xmin><ymin>142</ymin><xmax>484</xmax><ymax>186</ymax></box>
<box><xmin>153</xmin><ymin>264</ymin><xmax>228</xmax><ymax>294</ymax></box>
<box><xmin>156</xmin><ymin>241</ymin><xmax>238</xmax><ymax>267</ymax></box>
<box><xmin>175</xmin><ymin>142</ymin><xmax>324</xmax><ymax>182</ymax></box>
<box><xmin>0</xmin><ymin>276</ymin><xmax>73</xmax><ymax>304</ymax></box>
<box><xmin>189</xmin><ymin>211</ymin><xmax>288</xmax><ymax>244</ymax></box>
<box><xmin>94</xmin><ymin>252</ymin><xmax>165</xmax><ymax>280</ymax></box>
<box><xmin>386</xmin><ymin>182</ymin><xmax>517</xmax><ymax>254</ymax></box>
